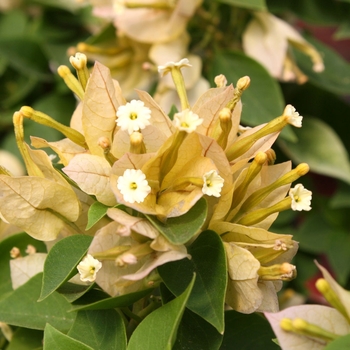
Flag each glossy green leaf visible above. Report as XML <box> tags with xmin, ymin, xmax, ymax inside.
<box><xmin>0</xmin><ymin>274</ymin><xmax>75</xmax><ymax>332</ymax></box>
<box><xmin>43</xmin><ymin>324</ymin><xmax>93</xmax><ymax>350</ymax></box>
<box><xmin>146</xmin><ymin>198</ymin><xmax>207</xmax><ymax>245</ymax></box>
<box><xmin>295</xmin><ymin>36</ymin><xmax>350</xmax><ymax>95</ymax></box>
<box><xmin>67</xmin><ymin>310</ymin><xmax>126</xmax><ymax>350</ymax></box>
<box><xmin>6</xmin><ymin>328</ymin><xmax>43</xmax><ymax>350</ymax></box>
<box><xmin>220</xmin><ymin>310</ymin><xmax>279</xmax><ymax>349</ymax></box>
<box><xmin>215</xmin><ymin>0</ymin><xmax>266</xmax><ymax>11</ymax></box>
<box><xmin>209</xmin><ymin>50</ymin><xmax>295</xmax><ymax>142</ymax></box>
<box><xmin>0</xmin><ymin>232</ymin><xmax>46</xmax><ymax>300</ymax></box>
<box><xmin>173</xmin><ymin>309</ymin><xmax>223</xmax><ymax>350</ymax></box>
<box><xmin>86</xmin><ymin>201</ymin><xmax>110</xmax><ymax>230</ymax></box>
<box><xmin>158</xmin><ymin>230</ymin><xmax>227</xmax><ymax>333</ymax></box>
<box><xmin>279</xmin><ymin>117</ymin><xmax>350</xmax><ymax>184</ymax></box>
<box><xmin>325</xmin><ymin>334</ymin><xmax>350</xmax><ymax>349</ymax></box>
<box><xmin>70</xmin><ymin>288</ymin><xmax>153</xmax><ymax>311</ymax></box>
<box><xmin>39</xmin><ymin>235</ymin><xmax>93</xmax><ymax>301</ymax></box>
<box><xmin>127</xmin><ymin>274</ymin><xmax>195</xmax><ymax>350</ymax></box>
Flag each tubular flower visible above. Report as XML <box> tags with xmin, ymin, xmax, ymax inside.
<box><xmin>77</xmin><ymin>254</ymin><xmax>102</xmax><ymax>282</ymax></box>
<box><xmin>116</xmin><ymin>100</ymin><xmax>151</xmax><ymax>135</ymax></box>
<box><xmin>202</xmin><ymin>170</ymin><xmax>224</xmax><ymax>197</ymax></box>
<box><xmin>289</xmin><ymin>184</ymin><xmax>312</xmax><ymax>211</ymax></box>
<box><xmin>117</xmin><ymin>169</ymin><xmax>151</xmax><ymax>204</ymax></box>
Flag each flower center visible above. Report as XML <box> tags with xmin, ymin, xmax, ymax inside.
<box><xmin>294</xmin><ymin>195</ymin><xmax>300</xmax><ymax>202</ymax></box>
<box><xmin>181</xmin><ymin>122</ymin><xmax>189</xmax><ymax>128</ymax></box>
<box><xmin>89</xmin><ymin>266</ymin><xmax>95</xmax><ymax>274</ymax></box>
<box><xmin>206</xmin><ymin>179</ymin><xmax>212</xmax><ymax>187</ymax></box>
<box><xmin>129</xmin><ymin>112</ymin><xmax>138</xmax><ymax>120</ymax></box>
<box><xmin>130</xmin><ymin>182</ymin><xmax>138</xmax><ymax>190</ymax></box>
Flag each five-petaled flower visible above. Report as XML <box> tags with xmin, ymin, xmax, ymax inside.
<box><xmin>173</xmin><ymin>109</ymin><xmax>203</xmax><ymax>133</ymax></box>
<box><xmin>77</xmin><ymin>254</ymin><xmax>102</xmax><ymax>282</ymax></box>
<box><xmin>289</xmin><ymin>183</ymin><xmax>312</xmax><ymax>211</ymax></box>
<box><xmin>202</xmin><ymin>170</ymin><xmax>224</xmax><ymax>197</ymax></box>
<box><xmin>284</xmin><ymin>104</ymin><xmax>303</xmax><ymax>128</ymax></box>
<box><xmin>116</xmin><ymin>100</ymin><xmax>151</xmax><ymax>135</ymax></box>
<box><xmin>117</xmin><ymin>169</ymin><xmax>151</xmax><ymax>204</ymax></box>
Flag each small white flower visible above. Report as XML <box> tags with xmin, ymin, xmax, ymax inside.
<box><xmin>202</xmin><ymin>170</ymin><xmax>224</xmax><ymax>197</ymax></box>
<box><xmin>117</xmin><ymin>169</ymin><xmax>151</xmax><ymax>204</ymax></box>
<box><xmin>174</xmin><ymin>109</ymin><xmax>203</xmax><ymax>133</ymax></box>
<box><xmin>158</xmin><ymin>58</ymin><xmax>192</xmax><ymax>77</ymax></box>
<box><xmin>77</xmin><ymin>254</ymin><xmax>102</xmax><ymax>282</ymax></box>
<box><xmin>289</xmin><ymin>184</ymin><xmax>312</xmax><ymax>211</ymax></box>
<box><xmin>284</xmin><ymin>104</ymin><xmax>303</xmax><ymax>128</ymax></box>
<box><xmin>116</xmin><ymin>100</ymin><xmax>151</xmax><ymax>135</ymax></box>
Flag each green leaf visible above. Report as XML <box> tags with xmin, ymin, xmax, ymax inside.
<box><xmin>146</xmin><ymin>198</ymin><xmax>207</xmax><ymax>245</ymax></box>
<box><xmin>70</xmin><ymin>288</ymin><xmax>153</xmax><ymax>311</ymax></box>
<box><xmin>295</xmin><ymin>35</ymin><xmax>350</xmax><ymax>95</ymax></box>
<box><xmin>39</xmin><ymin>235</ymin><xmax>93</xmax><ymax>301</ymax></box>
<box><xmin>279</xmin><ymin>117</ymin><xmax>350</xmax><ymax>184</ymax></box>
<box><xmin>0</xmin><ymin>274</ymin><xmax>75</xmax><ymax>332</ymax></box>
<box><xmin>173</xmin><ymin>309</ymin><xmax>223</xmax><ymax>350</ymax></box>
<box><xmin>215</xmin><ymin>0</ymin><xmax>266</xmax><ymax>11</ymax></box>
<box><xmin>127</xmin><ymin>274</ymin><xmax>196</xmax><ymax>350</ymax></box>
<box><xmin>334</xmin><ymin>21</ymin><xmax>350</xmax><ymax>39</ymax></box>
<box><xmin>325</xmin><ymin>334</ymin><xmax>350</xmax><ymax>349</ymax></box>
<box><xmin>0</xmin><ymin>38</ymin><xmax>51</xmax><ymax>80</ymax></box>
<box><xmin>209</xmin><ymin>50</ymin><xmax>295</xmax><ymax>142</ymax></box>
<box><xmin>86</xmin><ymin>201</ymin><xmax>110</xmax><ymax>230</ymax></box>
<box><xmin>220</xmin><ymin>310</ymin><xmax>279</xmax><ymax>349</ymax></box>
<box><xmin>167</xmin><ymin>104</ymin><xmax>179</xmax><ymax>121</ymax></box>
<box><xmin>43</xmin><ymin>324</ymin><xmax>93</xmax><ymax>350</ymax></box>
<box><xmin>56</xmin><ymin>282</ymin><xmax>95</xmax><ymax>303</ymax></box>
<box><xmin>0</xmin><ymin>232</ymin><xmax>46</xmax><ymax>300</ymax></box>
<box><xmin>85</xmin><ymin>22</ymin><xmax>117</xmax><ymax>45</ymax></box>
<box><xmin>158</xmin><ymin>230</ymin><xmax>227</xmax><ymax>333</ymax></box>
<box><xmin>0</xmin><ymin>10</ymin><xmax>27</xmax><ymax>38</ymax></box>
<box><xmin>6</xmin><ymin>328</ymin><xmax>43</xmax><ymax>350</ymax></box>
<box><xmin>330</xmin><ymin>183</ymin><xmax>350</xmax><ymax>208</ymax></box>
<box><xmin>67</xmin><ymin>310</ymin><xmax>127</xmax><ymax>350</ymax></box>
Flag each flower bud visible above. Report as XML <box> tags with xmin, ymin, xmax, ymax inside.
<box><xmin>57</xmin><ymin>65</ymin><xmax>84</xmax><ymax>100</ymax></box>
<box><xmin>69</xmin><ymin>52</ymin><xmax>89</xmax><ymax>91</ymax></box>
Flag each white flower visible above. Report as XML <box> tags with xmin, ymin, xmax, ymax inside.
<box><xmin>77</xmin><ymin>254</ymin><xmax>102</xmax><ymax>282</ymax></box>
<box><xmin>173</xmin><ymin>109</ymin><xmax>203</xmax><ymax>133</ymax></box>
<box><xmin>116</xmin><ymin>100</ymin><xmax>151</xmax><ymax>135</ymax></box>
<box><xmin>289</xmin><ymin>184</ymin><xmax>312</xmax><ymax>211</ymax></box>
<box><xmin>284</xmin><ymin>104</ymin><xmax>303</xmax><ymax>127</ymax></box>
<box><xmin>202</xmin><ymin>170</ymin><xmax>224</xmax><ymax>197</ymax></box>
<box><xmin>158</xmin><ymin>58</ymin><xmax>192</xmax><ymax>77</ymax></box>
<box><xmin>117</xmin><ymin>169</ymin><xmax>151</xmax><ymax>204</ymax></box>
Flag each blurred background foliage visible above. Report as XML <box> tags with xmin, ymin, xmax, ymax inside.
<box><xmin>1</xmin><ymin>0</ymin><xmax>350</xmax><ymax>307</ymax></box>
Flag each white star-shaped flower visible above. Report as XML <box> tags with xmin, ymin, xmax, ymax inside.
<box><xmin>116</xmin><ymin>100</ymin><xmax>151</xmax><ymax>135</ymax></box>
<box><xmin>117</xmin><ymin>169</ymin><xmax>151</xmax><ymax>204</ymax></box>
<box><xmin>158</xmin><ymin>58</ymin><xmax>192</xmax><ymax>77</ymax></box>
<box><xmin>77</xmin><ymin>254</ymin><xmax>102</xmax><ymax>282</ymax></box>
<box><xmin>284</xmin><ymin>104</ymin><xmax>303</xmax><ymax>128</ymax></box>
<box><xmin>202</xmin><ymin>170</ymin><xmax>224</xmax><ymax>197</ymax></box>
<box><xmin>173</xmin><ymin>109</ymin><xmax>203</xmax><ymax>133</ymax></box>
<box><xmin>289</xmin><ymin>184</ymin><xmax>312</xmax><ymax>211</ymax></box>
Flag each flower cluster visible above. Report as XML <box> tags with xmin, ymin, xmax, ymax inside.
<box><xmin>0</xmin><ymin>55</ymin><xmax>312</xmax><ymax>315</ymax></box>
